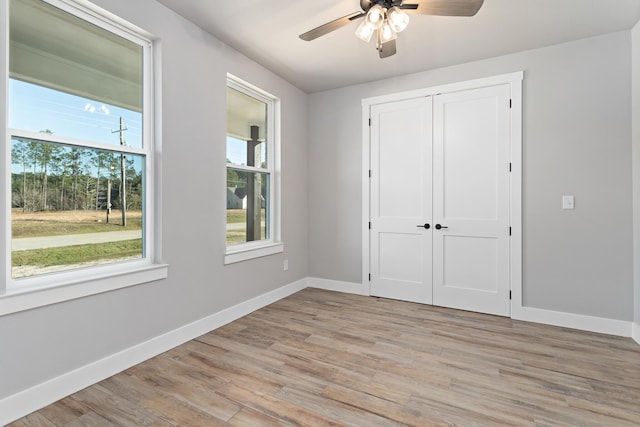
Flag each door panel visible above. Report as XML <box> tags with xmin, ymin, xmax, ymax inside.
<box><xmin>370</xmin><ymin>97</ymin><xmax>433</xmax><ymax>304</ymax></box>
<box><xmin>441</xmin><ymin>97</ymin><xmax>499</xmax><ymax>220</ymax></box>
<box><xmin>432</xmin><ymin>85</ymin><xmax>511</xmax><ymax>316</ymax></box>
<box><xmin>379</xmin><ymin>233</ymin><xmax>423</xmax><ymax>282</ymax></box>
<box><xmin>442</xmin><ymin>235</ymin><xmax>498</xmax><ymax>292</ymax></box>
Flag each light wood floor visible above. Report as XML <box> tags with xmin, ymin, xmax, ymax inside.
<box><xmin>10</xmin><ymin>288</ymin><xmax>640</xmax><ymax>426</ymax></box>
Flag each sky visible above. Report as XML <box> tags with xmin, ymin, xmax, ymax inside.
<box><xmin>9</xmin><ymin>79</ymin><xmax>143</xmax><ymax>148</ymax></box>
<box><xmin>226</xmin><ymin>136</ymin><xmax>267</xmax><ymax>167</ymax></box>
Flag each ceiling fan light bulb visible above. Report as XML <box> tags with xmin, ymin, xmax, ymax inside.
<box><xmin>366</xmin><ymin>4</ymin><xmax>385</xmax><ymax>28</ymax></box>
<box><xmin>355</xmin><ymin>20</ymin><xmax>375</xmax><ymax>43</ymax></box>
<box><xmin>387</xmin><ymin>7</ymin><xmax>409</xmax><ymax>33</ymax></box>
<box><xmin>379</xmin><ymin>21</ymin><xmax>397</xmax><ymax>43</ymax></box>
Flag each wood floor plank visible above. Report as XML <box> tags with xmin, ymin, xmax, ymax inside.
<box><xmin>275</xmin><ymin>385</ymin><xmax>403</xmax><ymax>427</ymax></box>
<box><xmin>6</xmin><ymin>413</ymin><xmax>57</xmax><ymax>427</ymax></box>
<box><xmin>63</xmin><ymin>411</ymin><xmax>120</xmax><ymax>427</ymax></box>
<box><xmin>218</xmin><ymin>382</ymin><xmax>346</xmax><ymax>426</ymax></box>
<box><xmin>127</xmin><ymin>356</ymin><xmax>243</xmax><ymax>421</ymax></box>
<box><xmin>68</xmin><ymin>384</ymin><xmax>163</xmax><ymax>426</ymax></box>
<box><xmin>227</xmin><ymin>406</ymin><xmax>292</xmax><ymax>427</ymax></box>
<box><xmin>8</xmin><ymin>288</ymin><xmax>640</xmax><ymax>426</ymax></box>
<box><xmin>37</xmin><ymin>397</ymin><xmax>95</xmax><ymax>426</ymax></box>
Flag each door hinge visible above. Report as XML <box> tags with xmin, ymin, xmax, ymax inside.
<box><xmin>509</xmin><ymin>291</ymin><xmax>512</xmax><ymax>300</ymax></box>
<box><xmin>509</xmin><ymin>227</ymin><xmax>512</xmax><ymax>236</ymax></box>
<box><xmin>369</xmin><ymin>169</ymin><xmax>372</xmax><ymax>178</ymax></box>
<box><xmin>368</xmin><ymin>118</ymin><xmax>371</xmax><ymax>126</ymax></box>
<box><xmin>509</xmin><ymin>162</ymin><xmax>512</xmax><ymax>172</ymax></box>
<box><xmin>369</xmin><ymin>222</ymin><xmax>372</xmax><ymax>230</ymax></box>
<box><xmin>509</xmin><ymin>99</ymin><xmax>512</xmax><ymax>109</ymax></box>
<box><xmin>368</xmin><ymin>273</ymin><xmax>371</xmax><ymax>281</ymax></box>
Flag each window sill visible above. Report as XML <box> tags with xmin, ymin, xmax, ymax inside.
<box><xmin>0</xmin><ymin>263</ymin><xmax>168</xmax><ymax>316</ymax></box>
<box><xmin>225</xmin><ymin>242</ymin><xmax>284</xmax><ymax>265</ymax></box>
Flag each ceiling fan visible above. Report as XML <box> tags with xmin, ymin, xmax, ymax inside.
<box><xmin>299</xmin><ymin>0</ymin><xmax>484</xmax><ymax>58</ymax></box>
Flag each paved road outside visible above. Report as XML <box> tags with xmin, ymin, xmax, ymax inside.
<box><xmin>13</xmin><ymin>223</ymin><xmax>259</xmax><ymax>251</ymax></box>
<box><xmin>12</xmin><ymin>230</ymin><xmax>142</xmax><ymax>251</ymax></box>
<box><xmin>226</xmin><ymin>223</ymin><xmax>245</xmax><ymax>231</ymax></box>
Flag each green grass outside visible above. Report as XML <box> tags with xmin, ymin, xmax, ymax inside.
<box><xmin>226</xmin><ymin>209</ymin><xmax>267</xmax><ymax>245</ymax></box>
<box><xmin>227</xmin><ymin>210</ymin><xmax>247</xmax><ymax>224</ymax></box>
<box><xmin>12</xmin><ymin>217</ymin><xmax>143</xmax><ymax>238</ymax></box>
<box><xmin>12</xmin><ymin>239</ymin><xmax>142</xmax><ymax>268</ymax></box>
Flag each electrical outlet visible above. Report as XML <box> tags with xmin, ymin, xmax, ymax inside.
<box><xmin>284</xmin><ymin>259</ymin><xmax>289</xmax><ymax>271</ymax></box>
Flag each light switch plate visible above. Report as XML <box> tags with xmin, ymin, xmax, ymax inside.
<box><xmin>562</xmin><ymin>195</ymin><xmax>574</xmax><ymax>209</ymax></box>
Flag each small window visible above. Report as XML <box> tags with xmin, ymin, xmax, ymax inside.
<box><xmin>225</xmin><ymin>75</ymin><xmax>281</xmax><ymax>264</ymax></box>
<box><xmin>1</xmin><ymin>0</ymin><xmax>165</xmax><ymax>314</ymax></box>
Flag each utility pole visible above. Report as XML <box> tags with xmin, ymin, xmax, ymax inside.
<box><xmin>112</xmin><ymin>117</ymin><xmax>128</xmax><ymax>227</ymax></box>
<box><xmin>106</xmin><ymin>177</ymin><xmax>111</xmax><ymax>223</ymax></box>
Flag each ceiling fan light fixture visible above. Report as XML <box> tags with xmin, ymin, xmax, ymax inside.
<box><xmin>379</xmin><ymin>21</ymin><xmax>397</xmax><ymax>43</ymax></box>
<box><xmin>365</xmin><ymin>4</ymin><xmax>385</xmax><ymax>29</ymax></box>
<box><xmin>355</xmin><ymin>20</ymin><xmax>375</xmax><ymax>43</ymax></box>
<box><xmin>387</xmin><ymin>6</ymin><xmax>409</xmax><ymax>33</ymax></box>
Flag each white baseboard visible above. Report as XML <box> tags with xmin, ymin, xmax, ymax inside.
<box><xmin>512</xmin><ymin>305</ymin><xmax>632</xmax><ymax>337</ymax></box>
<box><xmin>0</xmin><ymin>278</ymin><xmax>307</xmax><ymax>426</ymax></box>
<box><xmin>633</xmin><ymin>322</ymin><xmax>640</xmax><ymax>345</ymax></box>
<box><xmin>307</xmin><ymin>277</ymin><xmax>369</xmax><ymax>296</ymax></box>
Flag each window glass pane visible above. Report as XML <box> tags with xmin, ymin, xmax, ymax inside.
<box><xmin>9</xmin><ymin>0</ymin><xmax>143</xmax><ymax>147</ymax></box>
<box><xmin>226</xmin><ymin>170</ymin><xmax>269</xmax><ymax>245</ymax></box>
<box><xmin>226</xmin><ymin>136</ymin><xmax>267</xmax><ymax>168</ymax></box>
<box><xmin>11</xmin><ymin>137</ymin><xmax>145</xmax><ymax>279</ymax></box>
<box><xmin>9</xmin><ymin>79</ymin><xmax>143</xmax><ymax>148</ymax></box>
<box><xmin>226</xmin><ymin>87</ymin><xmax>268</xmax><ymax>168</ymax></box>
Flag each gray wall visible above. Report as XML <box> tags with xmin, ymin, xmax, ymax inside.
<box><xmin>0</xmin><ymin>0</ymin><xmax>309</xmax><ymax>399</ymax></box>
<box><xmin>633</xmin><ymin>22</ymin><xmax>640</xmax><ymax>327</ymax></box>
<box><xmin>308</xmin><ymin>31</ymin><xmax>634</xmax><ymax>321</ymax></box>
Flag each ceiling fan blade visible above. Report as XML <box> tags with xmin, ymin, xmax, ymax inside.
<box><xmin>404</xmin><ymin>0</ymin><xmax>484</xmax><ymax>17</ymax></box>
<box><xmin>299</xmin><ymin>12</ymin><xmax>366</xmax><ymax>41</ymax></box>
<box><xmin>378</xmin><ymin>39</ymin><xmax>397</xmax><ymax>58</ymax></box>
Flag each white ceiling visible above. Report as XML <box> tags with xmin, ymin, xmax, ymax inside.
<box><xmin>155</xmin><ymin>0</ymin><xmax>640</xmax><ymax>93</ymax></box>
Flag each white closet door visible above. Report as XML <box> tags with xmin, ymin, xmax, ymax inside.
<box><xmin>370</xmin><ymin>97</ymin><xmax>433</xmax><ymax>304</ymax></box>
<box><xmin>432</xmin><ymin>84</ymin><xmax>511</xmax><ymax>316</ymax></box>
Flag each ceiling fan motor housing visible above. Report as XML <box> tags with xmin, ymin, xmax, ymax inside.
<box><xmin>360</xmin><ymin>0</ymin><xmax>404</xmax><ymax>12</ymax></box>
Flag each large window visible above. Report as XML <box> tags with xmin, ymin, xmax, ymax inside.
<box><xmin>1</xmin><ymin>0</ymin><xmax>164</xmax><ymax>313</ymax></box>
<box><xmin>225</xmin><ymin>75</ymin><xmax>281</xmax><ymax>264</ymax></box>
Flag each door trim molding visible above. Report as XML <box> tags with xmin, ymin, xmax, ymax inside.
<box><xmin>361</xmin><ymin>71</ymin><xmax>524</xmax><ymax>314</ymax></box>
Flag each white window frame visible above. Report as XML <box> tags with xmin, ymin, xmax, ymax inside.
<box><xmin>0</xmin><ymin>0</ymin><xmax>167</xmax><ymax>316</ymax></box>
<box><xmin>224</xmin><ymin>74</ymin><xmax>282</xmax><ymax>264</ymax></box>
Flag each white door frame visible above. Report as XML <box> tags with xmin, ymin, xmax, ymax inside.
<box><xmin>361</xmin><ymin>71</ymin><xmax>523</xmax><ymax>316</ymax></box>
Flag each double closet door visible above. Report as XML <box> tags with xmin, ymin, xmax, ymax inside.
<box><xmin>369</xmin><ymin>84</ymin><xmax>511</xmax><ymax>316</ymax></box>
